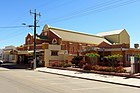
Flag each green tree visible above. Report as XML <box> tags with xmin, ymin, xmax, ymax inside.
<box><xmin>104</xmin><ymin>54</ymin><xmax>123</xmax><ymax>68</ymax></box>
<box><xmin>135</xmin><ymin>54</ymin><xmax>140</xmax><ymax>63</ymax></box>
<box><xmin>85</xmin><ymin>53</ymin><xmax>100</xmax><ymax>58</ymax></box>
<box><xmin>85</xmin><ymin>53</ymin><xmax>100</xmax><ymax>65</ymax></box>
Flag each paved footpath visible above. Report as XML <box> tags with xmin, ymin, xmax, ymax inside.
<box><xmin>0</xmin><ymin>67</ymin><xmax>10</xmax><ymax>71</ymax></box>
<box><xmin>36</xmin><ymin>67</ymin><xmax>140</xmax><ymax>88</ymax></box>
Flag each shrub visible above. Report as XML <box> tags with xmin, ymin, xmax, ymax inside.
<box><xmin>71</xmin><ymin>56</ymin><xmax>83</xmax><ymax>67</ymax></box>
<box><xmin>51</xmin><ymin>61</ymin><xmax>60</xmax><ymax>67</ymax></box>
<box><xmin>51</xmin><ymin>61</ymin><xmax>72</xmax><ymax>68</ymax></box>
<box><xmin>104</xmin><ymin>54</ymin><xmax>123</xmax><ymax>67</ymax></box>
<box><xmin>63</xmin><ymin>63</ymin><xmax>72</xmax><ymax>68</ymax></box>
<box><xmin>83</xmin><ymin>64</ymin><xmax>93</xmax><ymax>70</ymax></box>
<box><xmin>115</xmin><ymin>66</ymin><xmax>126</xmax><ymax>73</ymax></box>
<box><xmin>91</xmin><ymin>65</ymin><xmax>126</xmax><ymax>73</ymax></box>
<box><xmin>93</xmin><ymin>66</ymin><xmax>115</xmax><ymax>72</ymax></box>
<box><xmin>85</xmin><ymin>53</ymin><xmax>100</xmax><ymax>65</ymax></box>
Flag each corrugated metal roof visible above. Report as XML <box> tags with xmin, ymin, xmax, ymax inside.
<box><xmin>49</xmin><ymin>27</ymin><xmax>111</xmax><ymax>45</ymax></box>
<box><xmin>96</xmin><ymin>29</ymin><xmax>125</xmax><ymax>36</ymax></box>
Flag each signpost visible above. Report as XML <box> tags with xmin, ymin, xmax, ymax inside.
<box><xmin>130</xmin><ymin>56</ymin><xmax>135</xmax><ymax>74</ymax></box>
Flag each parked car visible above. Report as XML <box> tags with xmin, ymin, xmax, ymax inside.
<box><xmin>0</xmin><ymin>60</ymin><xmax>3</xmax><ymax>64</ymax></box>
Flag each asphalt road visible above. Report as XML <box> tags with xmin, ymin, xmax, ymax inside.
<box><xmin>0</xmin><ymin>69</ymin><xmax>140</xmax><ymax>93</ymax></box>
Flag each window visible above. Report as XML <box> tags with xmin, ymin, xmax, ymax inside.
<box><xmin>127</xmin><ymin>54</ymin><xmax>131</xmax><ymax>62</ymax></box>
<box><xmin>27</xmin><ymin>38</ymin><xmax>30</xmax><ymax>44</ymax></box>
<box><xmin>51</xmin><ymin>51</ymin><xmax>58</xmax><ymax>56</ymax></box>
<box><xmin>52</xmin><ymin>38</ymin><xmax>57</xmax><ymax>44</ymax></box>
<box><xmin>12</xmin><ymin>55</ymin><xmax>15</xmax><ymax>60</ymax></box>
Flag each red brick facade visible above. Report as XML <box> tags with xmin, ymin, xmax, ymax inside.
<box><xmin>62</xmin><ymin>41</ymin><xmax>96</xmax><ymax>54</ymax></box>
<box><xmin>48</xmin><ymin>30</ymin><xmax>61</xmax><ymax>45</ymax></box>
<box><xmin>98</xmin><ymin>41</ymin><xmax>130</xmax><ymax>49</ymax></box>
<box><xmin>17</xmin><ymin>28</ymin><xmax>98</xmax><ymax>56</ymax></box>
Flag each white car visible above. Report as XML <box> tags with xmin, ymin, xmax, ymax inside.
<box><xmin>0</xmin><ymin>60</ymin><xmax>3</xmax><ymax>64</ymax></box>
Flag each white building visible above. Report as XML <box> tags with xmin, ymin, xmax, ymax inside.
<box><xmin>2</xmin><ymin>46</ymin><xmax>17</xmax><ymax>63</ymax></box>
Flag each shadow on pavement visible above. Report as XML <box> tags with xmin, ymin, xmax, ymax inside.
<box><xmin>0</xmin><ymin>62</ymin><xmax>31</xmax><ymax>70</ymax></box>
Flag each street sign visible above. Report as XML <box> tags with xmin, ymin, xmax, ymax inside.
<box><xmin>130</xmin><ymin>56</ymin><xmax>135</xmax><ymax>74</ymax></box>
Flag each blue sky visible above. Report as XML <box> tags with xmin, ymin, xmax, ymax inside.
<box><xmin>0</xmin><ymin>0</ymin><xmax>140</xmax><ymax>48</ymax></box>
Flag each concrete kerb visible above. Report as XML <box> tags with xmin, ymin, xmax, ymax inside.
<box><xmin>37</xmin><ymin>70</ymin><xmax>140</xmax><ymax>88</ymax></box>
<box><xmin>0</xmin><ymin>67</ymin><xmax>10</xmax><ymax>71</ymax></box>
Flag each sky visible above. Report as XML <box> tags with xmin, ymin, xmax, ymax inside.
<box><xmin>0</xmin><ymin>0</ymin><xmax>140</xmax><ymax>49</ymax></box>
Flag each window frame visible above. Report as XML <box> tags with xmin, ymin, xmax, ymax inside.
<box><xmin>51</xmin><ymin>50</ymin><xmax>58</xmax><ymax>56</ymax></box>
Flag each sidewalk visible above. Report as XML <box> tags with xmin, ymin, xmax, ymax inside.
<box><xmin>36</xmin><ymin>67</ymin><xmax>140</xmax><ymax>88</ymax></box>
<box><xmin>0</xmin><ymin>67</ymin><xmax>10</xmax><ymax>71</ymax></box>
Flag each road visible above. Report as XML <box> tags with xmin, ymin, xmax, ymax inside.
<box><xmin>0</xmin><ymin>69</ymin><xmax>140</xmax><ymax>93</ymax></box>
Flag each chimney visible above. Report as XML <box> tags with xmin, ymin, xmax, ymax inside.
<box><xmin>134</xmin><ymin>43</ymin><xmax>139</xmax><ymax>49</ymax></box>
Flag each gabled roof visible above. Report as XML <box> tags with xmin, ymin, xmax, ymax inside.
<box><xmin>27</xmin><ymin>32</ymin><xmax>33</xmax><ymax>36</ymax></box>
<box><xmin>98</xmin><ymin>41</ymin><xmax>111</xmax><ymax>48</ymax></box>
<box><xmin>49</xmin><ymin>26</ymin><xmax>111</xmax><ymax>45</ymax></box>
<box><xmin>96</xmin><ymin>29</ymin><xmax>125</xmax><ymax>36</ymax></box>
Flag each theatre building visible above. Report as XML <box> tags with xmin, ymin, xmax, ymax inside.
<box><xmin>16</xmin><ymin>24</ymin><xmax>140</xmax><ymax>67</ymax></box>
<box><xmin>16</xmin><ymin>25</ymin><xmax>109</xmax><ymax>67</ymax></box>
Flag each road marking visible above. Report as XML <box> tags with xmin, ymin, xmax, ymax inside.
<box><xmin>72</xmin><ymin>86</ymin><xmax>114</xmax><ymax>91</ymax></box>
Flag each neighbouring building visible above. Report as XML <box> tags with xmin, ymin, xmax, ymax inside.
<box><xmin>0</xmin><ymin>49</ymin><xmax>2</xmax><ymax>60</ymax></box>
<box><xmin>2</xmin><ymin>46</ymin><xmax>17</xmax><ymax>63</ymax></box>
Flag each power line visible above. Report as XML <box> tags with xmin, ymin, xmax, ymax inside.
<box><xmin>0</xmin><ymin>31</ymin><xmax>26</xmax><ymax>42</ymax></box>
<box><xmin>48</xmin><ymin>0</ymin><xmax>118</xmax><ymax>21</ymax></box>
<box><xmin>39</xmin><ymin>0</ymin><xmax>116</xmax><ymax>25</ymax></box>
<box><xmin>38</xmin><ymin>0</ymin><xmax>74</xmax><ymax>25</ymax></box>
<box><xmin>46</xmin><ymin>0</ymin><xmax>74</xmax><ymax>12</ymax></box>
<box><xmin>36</xmin><ymin>0</ymin><xmax>61</xmax><ymax>10</ymax></box>
<box><xmin>0</xmin><ymin>26</ymin><xmax>26</xmax><ymax>28</ymax></box>
<box><xmin>41</xmin><ymin>0</ymin><xmax>140</xmax><ymax>24</ymax></box>
<box><xmin>52</xmin><ymin>0</ymin><xmax>134</xmax><ymax>23</ymax></box>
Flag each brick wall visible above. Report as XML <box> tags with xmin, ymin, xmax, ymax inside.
<box><xmin>62</xmin><ymin>41</ymin><xmax>96</xmax><ymax>54</ymax></box>
<box><xmin>48</xmin><ymin>30</ymin><xmax>61</xmax><ymax>45</ymax></box>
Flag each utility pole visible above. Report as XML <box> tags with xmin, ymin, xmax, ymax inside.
<box><xmin>30</xmin><ymin>9</ymin><xmax>41</xmax><ymax>69</ymax></box>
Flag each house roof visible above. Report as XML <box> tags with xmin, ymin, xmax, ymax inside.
<box><xmin>48</xmin><ymin>26</ymin><xmax>111</xmax><ymax>45</ymax></box>
<box><xmin>96</xmin><ymin>29</ymin><xmax>125</xmax><ymax>36</ymax></box>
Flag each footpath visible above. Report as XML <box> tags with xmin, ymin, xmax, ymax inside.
<box><xmin>36</xmin><ymin>67</ymin><xmax>140</xmax><ymax>88</ymax></box>
<box><xmin>0</xmin><ymin>67</ymin><xmax>10</xmax><ymax>71</ymax></box>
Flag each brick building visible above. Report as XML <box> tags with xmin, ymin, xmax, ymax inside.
<box><xmin>16</xmin><ymin>24</ymin><xmax>140</xmax><ymax>67</ymax></box>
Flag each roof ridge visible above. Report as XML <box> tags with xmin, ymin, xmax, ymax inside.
<box><xmin>49</xmin><ymin>27</ymin><xmax>103</xmax><ymax>38</ymax></box>
<box><xmin>96</xmin><ymin>29</ymin><xmax>125</xmax><ymax>36</ymax></box>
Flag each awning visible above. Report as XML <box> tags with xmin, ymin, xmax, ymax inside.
<box><xmin>18</xmin><ymin>50</ymin><xmax>44</xmax><ymax>55</ymax></box>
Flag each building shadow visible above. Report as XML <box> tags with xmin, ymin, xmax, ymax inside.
<box><xmin>0</xmin><ymin>62</ymin><xmax>30</xmax><ymax>70</ymax></box>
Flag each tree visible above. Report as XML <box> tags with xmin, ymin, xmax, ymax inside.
<box><xmin>85</xmin><ymin>53</ymin><xmax>100</xmax><ymax>58</ymax></box>
<box><xmin>85</xmin><ymin>53</ymin><xmax>100</xmax><ymax>65</ymax></box>
<box><xmin>135</xmin><ymin>54</ymin><xmax>140</xmax><ymax>63</ymax></box>
<box><xmin>104</xmin><ymin>54</ymin><xmax>123</xmax><ymax>67</ymax></box>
